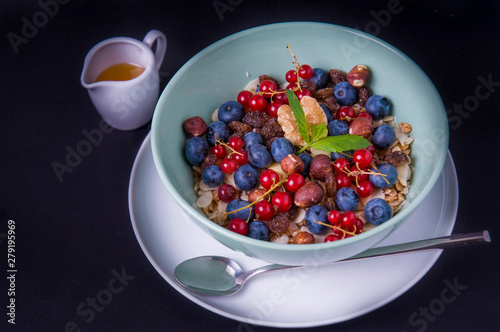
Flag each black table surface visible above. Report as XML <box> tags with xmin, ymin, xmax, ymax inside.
<box><xmin>1</xmin><ymin>0</ymin><xmax>499</xmax><ymax>331</ymax></box>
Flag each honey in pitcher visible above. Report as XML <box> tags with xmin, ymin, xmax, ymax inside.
<box><xmin>95</xmin><ymin>63</ymin><xmax>145</xmax><ymax>82</ymax></box>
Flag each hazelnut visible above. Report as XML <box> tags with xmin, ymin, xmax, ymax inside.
<box><xmin>294</xmin><ymin>182</ymin><xmax>324</xmax><ymax>208</ymax></box>
<box><xmin>248</xmin><ymin>189</ymin><xmax>269</xmax><ymax>203</ymax></box>
<box><xmin>346</xmin><ymin>64</ymin><xmax>369</xmax><ymax>88</ymax></box>
<box><xmin>309</xmin><ymin>154</ymin><xmax>334</xmax><ymax>181</ymax></box>
<box><xmin>292</xmin><ymin>231</ymin><xmax>315</xmax><ymax>244</ymax></box>
<box><xmin>349</xmin><ymin>117</ymin><xmax>372</xmax><ymax>139</ymax></box>
<box><xmin>280</xmin><ymin>154</ymin><xmax>305</xmax><ymax>174</ymax></box>
<box><xmin>183</xmin><ymin>116</ymin><xmax>207</xmax><ymax>137</ymax></box>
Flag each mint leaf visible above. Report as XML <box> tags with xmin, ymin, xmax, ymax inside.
<box><xmin>286</xmin><ymin>90</ymin><xmax>310</xmax><ymax>143</ymax></box>
<box><xmin>310</xmin><ymin>123</ymin><xmax>328</xmax><ymax>142</ymax></box>
<box><xmin>310</xmin><ymin>134</ymin><xmax>370</xmax><ymax>153</ymax></box>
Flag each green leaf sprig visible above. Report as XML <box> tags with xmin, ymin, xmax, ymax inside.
<box><xmin>285</xmin><ymin>90</ymin><xmax>370</xmax><ymax>154</ymax></box>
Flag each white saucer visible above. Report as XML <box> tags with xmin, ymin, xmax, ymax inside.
<box><xmin>128</xmin><ymin>133</ymin><xmax>458</xmax><ymax>328</ymax></box>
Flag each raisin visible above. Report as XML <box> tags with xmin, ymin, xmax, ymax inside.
<box><xmin>328</xmin><ymin>69</ymin><xmax>347</xmax><ymax>85</ymax></box>
<box><xmin>243</xmin><ymin>111</ymin><xmax>269</xmax><ymax>128</ymax></box>
<box><xmin>323</xmin><ymin>196</ymin><xmax>336</xmax><ymax>211</ymax></box>
<box><xmin>324</xmin><ymin>96</ymin><xmax>340</xmax><ymax>113</ymax></box>
<box><xmin>301</xmin><ymin>80</ymin><xmax>317</xmax><ymax>94</ymax></box>
<box><xmin>358</xmin><ymin>86</ymin><xmax>370</xmax><ymax>107</ymax></box>
<box><xmin>384</xmin><ymin>151</ymin><xmax>409</xmax><ymax>167</ymax></box>
<box><xmin>199</xmin><ymin>153</ymin><xmax>217</xmax><ymax>172</ymax></box>
<box><xmin>264</xmin><ymin>207</ymin><xmax>296</xmax><ymax>234</ymax></box>
<box><xmin>228</xmin><ymin>121</ymin><xmax>252</xmax><ymax>137</ymax></box>
<box><xmin>260</xmin><ymin>118</ymin><xmax>285</xmax><ymax>141</ymax></box>
<box><xmin>259</xmin><ymin>74</ymin><xmax>279</xmax><ymax>87</ymax></box>
<box><xmin>314</xmin><ymin>88</ymin><xmax>333</xmax><ymax>102</ymax></box>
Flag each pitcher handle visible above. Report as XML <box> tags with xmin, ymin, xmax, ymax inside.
<box><xmin>143</xmin><ymin>30</ymin><xmax>167</xmax><ymax>70</ymax></box>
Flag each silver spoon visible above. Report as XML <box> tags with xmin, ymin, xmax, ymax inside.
<box><xmin>174</xmin><ymin>231</ymin><xmax>490</xmax><ymax>296</ymax></box>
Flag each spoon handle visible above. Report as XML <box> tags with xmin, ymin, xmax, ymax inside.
<box><xmin>241</xmin><ymin>231</ymin><xmax>491</xmax><ymax>281</ymax></box>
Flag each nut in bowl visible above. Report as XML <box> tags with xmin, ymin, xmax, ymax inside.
<box><xmin>151</xmin><ymin>22</ymin><xmax>449</xmax><ymax>265</ymax></box>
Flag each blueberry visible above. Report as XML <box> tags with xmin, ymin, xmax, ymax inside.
<box><xmin>298</xmin><ymin>152</ymin><xmax>313</xmax><ymax>178</ymax></box>
<box><xmin>320</xmin><ymin>104</ymin><xmax>334</xmax><ymax>123</ymax></box>
<box><xmin>365</xmin><ymin>95</ymin><xmax>390</xmax><ymax>120</ymax></box>
<box><xmin>234</xmin><ymin>164</ymin><xmax>260</xmax><ymax>191</ymax></box>
<box><xmin>331</xmin><ymin>150</ymin><xmax>354</xmax><ymax>163</ymax></box>
<box><xmin>206</xmin><ymin>121</ymin><xmax>230</xmax><ymax>145</ymax></box>
<box><xmin>306</xmin><ymin>68</ymin><xmax>329</xmax><ymax>89</ymax></box>
<box><xmin>372</xmin><ymin>124</ymin><xmax>396</xmax><ymax>150</ymax></box>
<box><xmin>369</xmin><ymin>163</ymin><xmax>398</xmax><ymax>189</ymax></box>
<box><xmin>247</xmin><ymin>220</ymin><xmax>269</xmax><ymax>241</ymax></box>
<box><xmin>333</xmin><ymin>81</ymin><xmax>357</xmax><ymax>106</ymax></box>
<box><xmin>335</xmin><ymin>187</ymin><xmax>359</xmax><ymax>212</ymax></box>
<box><xmin>226</xmin><ymin>199</ymin><xmax>254</xmax><ymax>221</ymax></box>
<box><xmin>247</xmin><ymin>144</ymin><xmax>272</xmax><ymax>169</ymax></box>
<box><xmin>364</xmin><ymin>198</ymin><xmax>392</xmax><ymax>225</ymax></box>
<box><xmin>328</xmin><ymin>120</ymin><xmax>349</xmax><ymax>136</ymax></box>
<box><xmin>201</xmin><ymin>165</ymin><xmax>225</xmax><ymax>187</ymax></box>
<box><xmin>184</xmin><ymin>137</ymin><xmax>208</xmax><ymax>166</ymax></box>
<box><xmin>271</xmin><ymin>137</ymin><xmax>295</xmax><ymax>163</ymax></box>
<box><xmin>218</xmin><ymin>101</ymin><xmax>245</xmax><ymax>124</ymax></box>
<box><xmin>305</xmin><ymin>205</ymin><xmax>330</xmax><ymax>234</ymax></box>
<box><xmin>243</xmin><ymin>132</ymin><xmax>263</xmax><ymax>150</ymax></box>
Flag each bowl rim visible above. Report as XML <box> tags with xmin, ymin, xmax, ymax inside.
<box><xmin>151</xmin><ymin>21</ymin><xmax>449</xmax><ymax>253</ymax></box>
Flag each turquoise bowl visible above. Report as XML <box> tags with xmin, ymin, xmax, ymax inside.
<box><xmin>151</xmin><ymin>22</ymin><xmax>449</xmax><ymax>265</ymax></box>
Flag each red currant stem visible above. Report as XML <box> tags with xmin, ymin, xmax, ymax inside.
<box><xmin>370</xmin><ymin>164</ymin><xmax>390</xmax><ymax>185</ymax></box>
<box><xmin>215</xmin><ymin>138</ymin><xmax>243</xmax><ymax>157</ymax></box>
<box><xmin>286</xmin><ymin>44</ymin><xmax>303</xmax><ymax>92</ymax></box>
<box><xmin>342</xmin><ymin>162</ymin><xmax>389</xmax><ymax>186</ymax></box>
<box><xmin>314</xmin><ymin>221</ymin><xmax>360</xmax><ymax>236</ymax></box>
<box><xmin>223</xmin><ymin>177</ymin><xmax>288</xmax><ymax>216</ymax></box>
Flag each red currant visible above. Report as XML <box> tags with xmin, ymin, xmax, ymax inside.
<box><xmin>285</xmin><ymin>69</ymin><xmax>298</xmax><ymax>83</ymax></box>
<box><xmin>336</xmin><ymin>173</ymin><xmax>352</xmax><ymax>189</ymax></box>
<box><xmin>211</xmin><ymin>145</ymin><xmax>226</xmax><ymax>159</ymax></box>
<box><xmin>271</xmin><ymin>192</ymin><xmax>293</xmax><ymax>213</ymax></box>
<box><xmin>336</xmin><ymin>106</ymin><xmax>356</xmax><ymax>121</ymax></box>
<box><xmin>229</xmin><ymin>137</ymin><xmax>244</xmax><ymax>151</ymax></box>
<box><xmin>354</xmin><ymin>218</ymin><xmax>364</xmax><ymax>234</ymax></box>
<box><xmin>358</xmin><ymin>111</ymin><xmax>373</xmax><ymax>121</ymax></box>
<box><xmin>274</xmin><ymin>90</ymin><xmax>289</xmax><ymax>104</ymax></box>
<box><xmin>341</xmin><ymin>211</ymin><xmax>356</xmax><ymax>231</ymax></box>
<box><xmin>255</xmin><ymin>200</ymin><xmax>274</xmax><ymax>221</ymax></box>
<box><xmin>237</xmin><ymin>90</ymin><xmax>253</xmax><ymax>108</ymax></box>
<box><xmin>298</xmin><ymin>64</ymin><xmax>313</xmax><ymax>79</ymax></box>
<box><xmin>327</xmin><ymin>210</ymin><xmax>342</xmax><ymax>226</ymax></box>
<box><xmin>353</xmin><ymin>149</ymin><xmax>373</xmax><ymax>168</ymax></box>
<box><xmin>218</xmin><ymin>184</ymin><xmax>236</xmax><ymax>203</ymax></box>
<box><xmin>259</xmin><ymin>80</ymin><xmax>277</xmax><ymax>98</ymax></box>
<box><xmin>231</xmin><ymin>150</ymin><xmax>248</xmax><ymax>166</ymax></box>
<box><xmin>295</xmin><ymin>88</ymin><xmax>312</xmax><ymax>100</ymax></box>
<box><xmin>333</xmin><ymin>158</ymin><xmax>351</xmax><ymax>174</ymax></box>
<box><xmin>248</xmin><ymin>94</ymin><xmax>268</xmax><ymax>111</ymax></box>
<box><xmin>324</xmin><ymin>234</ymin><xmax>341</xmax><ymax>242</ymax></box>
<box><xmin>228</xmin><ymin>218</ymin><xmax>248</xmax><ymax>235</ymax></box>
<box><xmin>259</xmin><ymin>169</ymin><xmax>280</xmax><ymax>190</ymax></box>
<box><xmin>221</xmin><ymin>158</ymin><xmax>238</xmax><ymax>174</ymax></box>
<box><xmin>356</xmin><ymin>180</ymin><xmax>374</xmax><ymax>197</ymax></box>
<box><xmin>267</xmin><ymin>102</ymin><xmax>282</xmax><ymax>118</ymax></box>
<box><xmin>285</xmin><ymin>173</ymin><xmax>305</xmax><ymax>193</ymax></box>
<box><xmin>285</xmin><ymin>82</ymin><xmax>298</xmax><ymax>90</ymax></box>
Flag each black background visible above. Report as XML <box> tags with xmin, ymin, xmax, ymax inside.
<box><xmin>1</xmin><ymin>0</ymin><xmax>499</xmax><ymax>331</ymax></box>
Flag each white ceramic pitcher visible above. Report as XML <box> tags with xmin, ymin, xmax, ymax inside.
<box><xmin>81</xmin><ymin>30</ymin><xmax>167</xmax><ymax>130</ymax></box>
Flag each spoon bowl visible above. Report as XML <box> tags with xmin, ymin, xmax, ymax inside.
<box><xmin>174</xmin><ymin>231</ymin><xmax>490</xmax><ymax>296</ymax></box>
